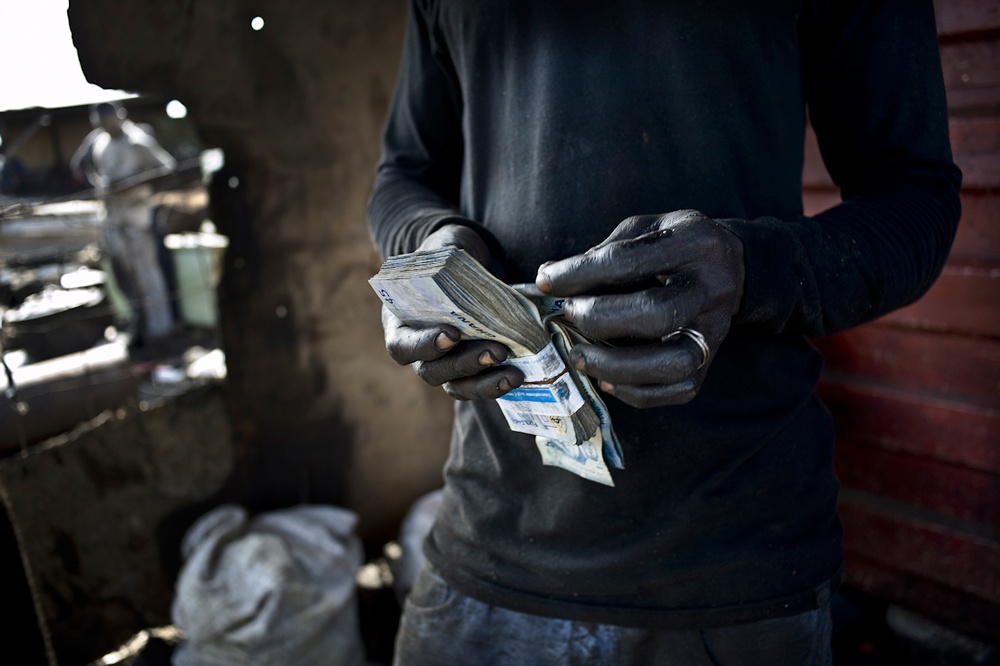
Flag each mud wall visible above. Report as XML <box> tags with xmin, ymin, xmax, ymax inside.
<box><xmin>67</xmin><ymin>0</ymin><xmax>454</xmax><ymax>547</ymax></box>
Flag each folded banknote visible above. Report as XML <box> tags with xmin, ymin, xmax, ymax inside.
<box><xmin>370</xmin><ymin>247</ymin><xmax>624</xmax><ymax>485</ymax></box>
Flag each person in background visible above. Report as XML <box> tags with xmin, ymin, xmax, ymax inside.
<box><xmin>71</xmin><ymin>102</ymin><xmax>177</xmax><ymax>351</ymax></box>
<box><xmin>0</xmin><ymin>146</ymin><xmax>27</xmax><ymax>195</ymax></box>
<box><xmin>368</xmin><ymin>1</ymin><xmax>961</xmax><ymax>664</ymax></box>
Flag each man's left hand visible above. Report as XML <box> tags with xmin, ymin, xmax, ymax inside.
<box><xmin>535</xmin><ymin>210</ymin><xmax>744</xmax><ymax>408</ymax></box>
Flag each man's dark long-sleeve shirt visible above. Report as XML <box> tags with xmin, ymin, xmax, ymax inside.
<box><xmin>368</xmin><ymin>0</ymin><xmax>960</xmax><ymax>627</ymax></box>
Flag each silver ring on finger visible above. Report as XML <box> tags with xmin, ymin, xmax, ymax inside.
<box><xmin>666</xmin><ymin>326</ymin><xmax>710</xmax><ymax>370</ymax></box>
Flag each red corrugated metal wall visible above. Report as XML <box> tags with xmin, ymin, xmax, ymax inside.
<box><xmin>805</xmin><ymin>0</ymin><xmax>1000</xmax><ymax>641</ymax></box>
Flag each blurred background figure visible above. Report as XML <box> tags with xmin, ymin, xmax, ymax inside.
<box><xmin>70</xmin><ymin>101</ymin><xmax>176</xmax><ymax>351</ymax></box>
<box><xmin>0</xmin><ymin>145</ymin><xmax>28</xmax><ymax>195</ymax></box>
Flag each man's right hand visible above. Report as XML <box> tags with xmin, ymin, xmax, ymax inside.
<box><xmin>381</xmin><ymin>224</ymin><xmax>525</xmax><ymax>400</ymax></box>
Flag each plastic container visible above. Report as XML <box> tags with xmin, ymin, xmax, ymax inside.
<box><xmin>164</xmin><ymin>226</ymin><xmax>228</xmax><ymax>328</ymax></box>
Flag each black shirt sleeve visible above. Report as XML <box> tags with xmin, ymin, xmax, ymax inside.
<box><xmin>367</xmin><ymin>0</ymin><xmax>497</xmax><ymax>259</ymax></box>
<box><xmin>720</xmin><ymin>0</ymin><xmax>962</xmax><ymax>336</ymax></box>
<box><xmin>371</xmin><ymin>0</ymin><xmax>961</xmax><ymax>337</ymax></box>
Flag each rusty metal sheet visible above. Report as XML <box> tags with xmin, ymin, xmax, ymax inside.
<box><xmin>934</xmin><ymin>0</ymin><xmax>1000</xmax><ymax>38</ymax></box>
<box><xmin>951</xmin><ymin>191</ymin><xmax>1000</xmax><ymax>264</ymax></box>
<box><xmin>814</xmin><ymin>326</ymin><xmax>1000</xmax><ymax>406</ymax></box>
<box><xmin>840</xmin><ymin>499</ymin><xmax>1000</xmax><ymax>604</ymax></box>
<box><xmin>836</xmin><ymin>438</ymin><xmax>1000</xmax><ymax>525</ymax></box>
<box><xmin>0</xmin><ymin>385</ymin><xmax>234</xmax><ymax>665</ymax></box>
<box><xmin>951</xmin><ymin>117</ymin><xmax>1000</xmax><ymax>189</ymax></box>
<box><xmin>845</xmin><ymin>552</ymin><xmax>1000</xmax><ymax>641</ymax></box>
<box><xmin>940</xmin><ymin>39</ymin><xmax>1000</xmax><ymax>112</ymax></box>
<box><xmin>819</xmin><ymin>381</ymin><xmax>1000</xmax><ymax>474</ymax></box>
<box><xmin>881</xmin><ymin>265</ymin><xmax>1000</xmax><ymax>337</ymax></box>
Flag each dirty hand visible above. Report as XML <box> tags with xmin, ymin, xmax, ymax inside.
<box><xmin>382</xmin><ymin>224</ymin><xmax>525</xmax><ymax>400</ymax></box>
<box><xmin>535</xmin><ymin>210</ymin><xmax>744</xmax><ymax>408</ymax></box>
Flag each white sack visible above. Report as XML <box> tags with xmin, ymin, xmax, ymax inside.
<box><xmin>391</xmin><ymin>489</ymin><xmax>443</xmax><ymax>603</ymax></box>
<box><xmin>171</xmin><ymin>504</ymin><xmax>365</xmax><ymax>666</ymax></box>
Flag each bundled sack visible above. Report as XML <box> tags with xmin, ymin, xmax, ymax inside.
<box><xmin>171</xmin><ymin>504</ymin><xmax>365</xmax><ymax>666</ymax></box>
<box><xmin>390</xmin><ymin>489</ymin><xmax>443</xmax><ymax>604</ymax></box>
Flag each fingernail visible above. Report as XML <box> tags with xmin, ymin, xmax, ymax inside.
<box><xmin>435</xmin><ymin>332</ymin><xmax>458</xmax><ymax>351</ymax></box>
<box><xmin>562</xmin><ymin>300</ymin><xmax>574</xmax><ymax>322</ymax></box>
<box><xmin>479</xmin><ymin>351</ymin><xmax>496</xmax><ymax>366</ymax></box>
<box><xmin>497</xmin><ymin>377</ymin><xmax>511</xmax><ymax>392</ymax></box>
<box><xmin>571</xmin><ymin>351</ymin><xmax>585</xmax><ymax>371</ymax></box>
<box><xmin>599</xmin><ymin>380</ymin><xmax>615</xmax><ymax>393</ymax></box>
<box><xmin>535</xmin><ymin>271</ymin><xmax>552</xmax><ymax>294</ymax></box>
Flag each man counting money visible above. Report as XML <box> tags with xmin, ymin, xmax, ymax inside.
<box><xmin>367</xmin><ymin>1</ymin><xmax>961</xmax><ymax>663</ymax></box>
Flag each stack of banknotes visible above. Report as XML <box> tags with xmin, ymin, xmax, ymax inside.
<box><xmin>370</xmin><ymin>247</ymin><xmax>624</xmax><ymax>486</ymax></box>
